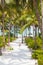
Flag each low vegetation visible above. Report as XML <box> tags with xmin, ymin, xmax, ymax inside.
<box><xmin>25</xmin><ymin>37</ymin><xmax>43</xmax><ymax>65</ymax></box>
<box><xmin>0</xmin><ymin>35</ymin><xmax>16</xmax><ymax>48</ymax></box>
<box><xmin>25</xmin><ymin>37</ymin><xmax>42</xmax><ymax>50</ymax></box>
<box><xmin>32</xmin><ymin>50</ymin><xmax>43</xmax><ymax>65</ymax></box>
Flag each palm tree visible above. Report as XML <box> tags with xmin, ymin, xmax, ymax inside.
<box><xmin>0</xmin><ymin>0</ymin><xmax>5</xmax><ymax>55</ymax></box>
<box><xmin>1</xmin><ymin>0</ymin><xmax>5</xmax><ymax>48</ymax></box>
<box><xmin>33</xmin><ymin>0</ymin><xmax>42</xmax><ymax>32</ymax></box>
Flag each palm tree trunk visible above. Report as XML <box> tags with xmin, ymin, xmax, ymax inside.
<box><xmin>35</xmin><ymin>26</ymin><xmax>37</xmax><ymax>49</ymax></box>
<box><xmin>1</xmin><ymin>0</ymin><xmax>5</xmax><ymax>48</ymax></box>
<box><xmin>13</xmin><ymin>25</ymin><xmax>14</xmax><ymax>38</ymax></box>
<box><xmin>41</xmin><ymin>0</ymin><xmax>43</xmax><ymax>49</ymax></box>
<box><xmin>38</xmin><ymin>27</ymin><xmax>39</xmax><ymax>37</ymax></box>
<box><xmin>0</xmin><ymin>48</ymin><xmax>2</xmax><ymax>56</ymax></box>
<box><xmin>8</xmin><ymin>23</ymin><xmax>10</xmax><ymax>46</ymax></box>
<box><xmin>33</xmin><ymin>0</ymin><xmax>42</xmax><ymax>31</ymax></box>
<box><xmin>2</xmin><ymin>14</ymin><xmax>5</xmax><ymax>48</ymax></box>
<box><xmin>33</xmin><ymin>25</ymin><xmax>37</xmax><ymax>49</ymax></box>
<box><xmin>13</xmin><ymin>25</ymin><xmax>15</xmax><ymax>39</ymax></box>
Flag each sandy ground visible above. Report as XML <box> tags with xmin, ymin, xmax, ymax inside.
<box><xmin>0</xmin><ymin>38</ymin><xmax>38</xmax><ymax>65</ymax></box>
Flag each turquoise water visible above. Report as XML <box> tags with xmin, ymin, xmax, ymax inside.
<box><xmin>0</xmin><ymin>26</ymin><xmax>40</xmax><ymax>37</ymax></box>
<box><xmin>11</xmin><ymin>26</ymin><xmax>34</xmax><ymax>37</ymax></box>
<box><xmin>11</xmin><ymin>26</ymin><xmax>40</xmax><ymax>37</ymax></box>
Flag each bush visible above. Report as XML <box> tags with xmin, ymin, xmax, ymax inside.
<box><xmin>25</xmin><ymin>37</ymin><xmax>29</xmax><ymax>44</ymax></box>
<box><xmin>27</xmin><ymin>38</ymin><xmax>34</xmax><ymax>48</ymax></box>
<box><xmin>32</xmin><ymin>50</ymin><xmax>43</xmax><ymax>59</ymax></box>
<box><xmin>32</xmin><ymin>50</ymin><xmax>43</xmax><ymax>65</ymax></box>
<box><xmin>25</xmin><ymin>37</ymin><xmax>43</xmax><ymax>65</ymax></box>
<box><xmin>5</xmin><ymin>36</ymin><xmax>8</xmax><ymax>43</ymax></box>
<box><xmin>5</xmin><ymin>35</ymin><xmax>16</xmax><ymax>43</ymax></box>
<box><xmin>38</xmin><ymin>58</ymin><xmax>43</xmax><ymax>65</ymax></box>
<box><xmin>0</xmin><ymin>36</ymin><xmax>16</xmax><ymax>48</ymax></box>
<box><xmin>25</xmin><ymin>37</ymin><xmax>35</xmax><ymax>48</ymax></box>
<box><xmin>8</xmin><ymin>47</ymin><xmax>13</xmax><ymax>50</ymax></box>
<box><xmin>25</xmin><ymin>37</ymin><xmax>42</xmax><ymax>49</ymax></box>
<box><xmin>36</xmin><ymin>37</ymin><xmax>42</xmax><ymax>49</ymax></box>
<box><xmin>10</xmin><ymin>37</ymin><xmax>15</xmax><ymax>42</ymax></box>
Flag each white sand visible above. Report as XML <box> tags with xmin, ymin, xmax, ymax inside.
<box><xmin>0</xmin><ymin>38</ymin><xmax>38</xmax><ymax>65</ymax></box>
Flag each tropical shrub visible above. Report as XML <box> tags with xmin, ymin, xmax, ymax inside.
<box><xmin>32</xmin><ymin>50</ymin><xmax>43</xmax><ymax>59</ymax></box>
<box><xmin>25</xmin><ymin>37</ymin><xmax>34</xmax><ymax>48</ymax></box>
<box><xmin>7</xmin><ymin>47</ymin><xmax>13</xmax><ymax>50</ymax></box>
<box><xmin>38</xmin><ymin>58</ymin><xmax>43</xmax><ymax>65</ymax></box>
<box><xmin>25</xmin><ymin>37</ymin><xmax>42</xmax><ymax>49</ymax></box>
<box><xmin>0</xmin><ymin>35</ymin><xmax>16</xmax><ymax>48</ymax></box>
<box><xmin>36</xmin><ymin>37</ymin><xmax>42</xmax><ymax>49</ymax></box>
<box><xmin>32</xmin><ymin>50</ymin><xmax>43</xmax><ymax>65</ymax></box>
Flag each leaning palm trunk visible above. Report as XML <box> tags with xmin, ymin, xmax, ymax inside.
<box><xmin>41</xmin><ymin>0</ymin><xmax>43</xmax><ymax>49</ymax></box>
<box><xmin>2</xmin><ymin>14</ymin><xmax>5</xmax><ymax>48</ymax></box>
<box><xmin>33</xmin><ymin>0</ymin><xmax>42</xmax><ymax>31</ymax></box>
<box><xmin>8</xmin><ymin>23</ymin><xmax>10</xmax><ymax>46</ymax></box>
<box><xmin>1</xmin><ymin>0</ymin><xmax>5</xmax><ymax>48</ymax></box>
